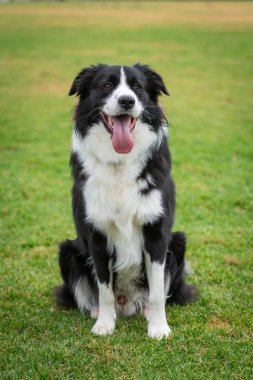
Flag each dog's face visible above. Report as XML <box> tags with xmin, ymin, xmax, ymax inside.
<box><xmin>69</xmin><ymin>64</ymin><xmax>169</xmax><ymax>154</ymax></box>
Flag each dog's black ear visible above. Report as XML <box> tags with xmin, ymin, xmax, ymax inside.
<box><xmin>68</xmin><ymin>68</ymin><xmax>88</xmax><ymax>96</ymax></box>
<box><xmin>69</xmin><ymin>64</ymin><xmax>107</xmax><ymax>96</ymax></box>
<box><xmin>133</xmin><ymin>63</ymin><xmax>170</xmax><ymax>99</ymax></box>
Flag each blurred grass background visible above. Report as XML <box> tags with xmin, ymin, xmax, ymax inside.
<box><xmin>0</xmin><ymin>2</ymin><xmax>252</xmax><ymax>379</ymax></box>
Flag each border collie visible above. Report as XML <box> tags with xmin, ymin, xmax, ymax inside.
<box><xmin>55</xmin><ymin>64</ymin><xmax>197</xmax><ymax>339</ymax></box>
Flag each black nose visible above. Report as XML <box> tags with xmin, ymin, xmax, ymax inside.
<box><xmin>118</xmin><ymin>96</ymin><xmax>135</xmax><ymax>110</ymax></box>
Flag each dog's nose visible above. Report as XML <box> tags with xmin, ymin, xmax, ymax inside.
<box><xmin>118</xmin><ymin>96</ymin><xmax>135</xmax><ymax>110</ymax></box>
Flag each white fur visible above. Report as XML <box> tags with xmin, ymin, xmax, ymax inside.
<box><xmin>164</xmin><ymin>271</ymin><xmax>171</xmax><ymax>301</ymax></box>
<box><xmin>102</xmin><ymin>67</ymin><xmax>143</xmax><ymax>118</ymax></box>
<box><xmin>90</xmin><ymin>307</ymin><xmax>99</xmax><ymax>319</ymax></box>
<box><xmin>137</xmin><ymin>174</ymin><xmax>155</xmax><ymax>192</ymax></box>
<box><xmin>145</xmin><ymin>254</ymin><xmax>171</xmax><ymax>339</ymax></box>
<box><xmin>74</xmin><ymin>276</ymin><xmax>97</xmax><ymax>312</ymax></box>
<box><xmin>91</xmin><ymin>280</ymin><xmax>116</xmax><ymax>336</ymax></box>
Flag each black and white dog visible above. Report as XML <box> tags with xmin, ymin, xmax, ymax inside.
<box><xmin>55</xmin><ymin>64</ymin><xmax>196</xmax><ymax>339</ymax></box>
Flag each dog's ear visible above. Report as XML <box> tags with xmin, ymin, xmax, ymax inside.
<box><xmin>133</xmin><ymin>63</ymin><xmax>170</xmax><ymax>99</ymax></box>
<box><xmin>69</xmin><ymin>64</ymin><xmax>107</xmax><ymax>96</ymax></box>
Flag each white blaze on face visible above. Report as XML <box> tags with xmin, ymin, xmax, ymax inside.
<box><xmin>101</xmin><ymin>67</ymin><xmax>144</xmax><ymax>154</ymax></box>
<box><xmin>102</xmin><ymin>67</ymin><xmax>143</xmax><ymax>118</ymax></box>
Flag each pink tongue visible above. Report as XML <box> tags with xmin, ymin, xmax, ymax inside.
<box><xmin>111</xmin><ymin>115</ymin><xmax>134</xmax><ymax>154</ymax></box>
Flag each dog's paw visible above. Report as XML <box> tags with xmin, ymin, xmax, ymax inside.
<box><xmin>148</xmin><ymin>321</ymin><xmax>171</xmax><ymax>339</ymax></box>
<box><xmin>91</xmin><ymin>318</ymin><xmax>115</xmax><ymax>336</ymax></box>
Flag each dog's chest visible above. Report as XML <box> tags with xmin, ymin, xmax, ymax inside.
<box><xmin>85</xmin><ymin>162</ymin><xmax>138</xmax><ymax>226</ymax></box>
<box><xmin>84</xmin><ymin>158</ymin><xmax>161</xmax><ymax>228</ymax></box>
<box><xmin>83</xmin><ymin>157</ymin><xmax>162</xmax><ymax>269</ymax></box>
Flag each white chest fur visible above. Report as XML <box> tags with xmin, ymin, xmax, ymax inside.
<box><xmin>72</xmin><ymin>122</ymin><xmax>164</xmax><ymax>271</ymax></box>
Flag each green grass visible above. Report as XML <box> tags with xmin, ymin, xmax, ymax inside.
<box><xmin>0</xmin><ymin>2</ymin><xmax>253</xmax><ymax>379</ymax></box>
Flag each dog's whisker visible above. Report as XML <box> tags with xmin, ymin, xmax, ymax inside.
<box><xmin>144</xmin><ymin>105</ymin><xmax>162</xmax><ymax>108</ymax></box>
<box><xmin>144</xmin><ymin>105</ymin><xmax>167</xmax><ymax>114</ymax></box>
<box><xmin>90</xmin><ymin>112</ymin><xmax>101</xmax><ymax>123</ymax></box>
<box><xmin>85</xmin><ymin>107</ymin><xmax>102</xmax><ymax>123</ymax></box>
<box><xmin>142</xmin><ymin>111</ymin><xmax>152</xmax><ymax>123</ymax></box>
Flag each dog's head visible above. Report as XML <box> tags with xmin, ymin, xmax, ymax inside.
<box><xmin>69</xmin><ymin>64</ymin><xmax>169</xmax><ymax>154</ymax></box>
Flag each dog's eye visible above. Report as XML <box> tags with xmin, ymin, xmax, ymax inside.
<box><xmin>103</xmin><ymin>83</ymin><xmax>113</xmax><ymax>90</ymax></box>
<box><xmin>133</xmin><ymin>83</ymin><xmax>142</xmax><ymax>91</ymax></box>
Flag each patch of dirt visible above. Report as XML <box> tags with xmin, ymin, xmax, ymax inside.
<box><xmin>202</xmin><ymin>235</ymin><xmax>226</xmax><ymax>245</ymax></box>
<box><xmin>30</xmin><ymin>80</ymin><xmax>68</xmax><ymax>97</ymax></box>
<box><xmin>208</xmin><ymin>316</ymin><xmax>233</xmax><ymax>335</ymax></box>
<box><xmin>224</xmin><ymin>256</ymin><xmax>239</xmax><ymax>266</ymax></box>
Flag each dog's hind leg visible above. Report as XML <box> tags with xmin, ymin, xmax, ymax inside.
<box><xmin>165</xmin><ymin>232</ymin><xmax>198</xmax><ymax>305</ymax></box>
<box><xmin>54</xmin><ymin>239</ymin><xmax>98</xmax><ymax>313</ymax></box>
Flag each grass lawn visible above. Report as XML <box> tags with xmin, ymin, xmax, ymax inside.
<box><xmin>0</xmin><ymin>2</ymin><xmax>252</xmax><ymax>379</ymax></box>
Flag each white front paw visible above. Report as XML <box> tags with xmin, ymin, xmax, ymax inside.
<box><xmin>91</xmin><ymin>318</ymin><xmax>115</xmax><ymax>336</ymax></box>
<box><xmin>148</xmin><ymin>321</ymin><xmax>171</xmax><ymax>339</ymax></box>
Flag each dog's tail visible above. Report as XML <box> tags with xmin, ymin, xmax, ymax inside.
<box><xmin>166</xmin><ymin>231</ymin><xmax>198</xmax><ymax>305</ymax></box>
<box><xmin>54</xmin><ymin>239</ymin><xmax>78</xmax><ymax>309</ymax></box>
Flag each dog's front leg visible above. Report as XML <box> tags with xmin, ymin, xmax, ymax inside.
<box><xmin>92</xmin><ymin>276</ymin><xmax>116</xmax><ymax>336</ymax></box>
<box><xmin>89</xmin><ymin>231</ymin><xmax>116</xmax><ymax>336</ymax></box>
<box><xmin>144</xmin><ymin>223</ymin><xmax>171</xmax><ymax>339</ymax></box>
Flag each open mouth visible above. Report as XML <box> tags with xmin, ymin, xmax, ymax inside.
<box><xmin>100</xmin><ymin>112</ymin><xmax>137</xmax><ymax>154</ymax></box>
